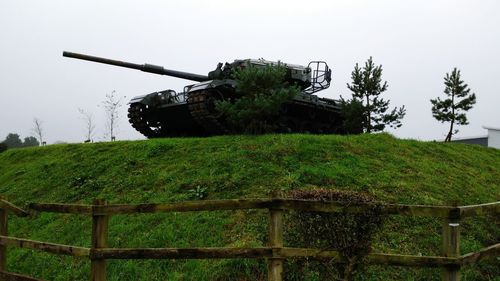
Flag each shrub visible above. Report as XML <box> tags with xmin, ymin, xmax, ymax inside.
<box><xmin>285</xmin><ymin>189</ymin><xmax>385</xmax><ymax>281</ymax></box>
<box><xmin>0</xmin><ymin>142</ymin><xmax>7</xmax><ymax>153</ymax></box>
<box><xmin>340</xmin><ymin>98</ymin><xmax>364</xmax><ymax>134</ymax></box>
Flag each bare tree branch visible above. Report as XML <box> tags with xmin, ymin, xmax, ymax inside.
<box><xmin>32</xmin><ymin>118</ymin><xmax>44</xmax><ymax>145</ymax></box>
<box><xmin>78</xmin><ymin>108</ymin><xmax>96</xmax><ymax>142</ymax></box>
<box><xmin>102</xmin><ymin>90</ymin><xmax>124</xmax><ymax>141</ymax></box>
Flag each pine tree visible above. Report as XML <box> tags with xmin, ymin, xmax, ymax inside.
<box><xmin>430</xmin><ymin>68</ymin><xmax>476</xmax><ymax>142</ymax></box>
<box><xmin>345</xmin><ymin>57</ymin><xmax>406</xmax><ymax>133</ymax></box>
<box><xmin>216</xmin><ymin>62</ymin><xmax>299</xmax><ymax>134</ymax></box>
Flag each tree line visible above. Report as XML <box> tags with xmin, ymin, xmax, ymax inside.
<box><xmin>0</xmin><ymin>91</ymin><xmax>124</xmax><ymax>153</ymax></box>
<box><xmin>0</xmin><ymin>117</ymin><xmax>45</xmax><ymax>153</ymax></box>
<box><xmin>0</xmin><ymin>133</ymin><xmax>39</xmax><ymax>151</ymax></box>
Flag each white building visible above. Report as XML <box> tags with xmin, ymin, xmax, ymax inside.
<box><xmin>452</xmin><ymin>126</ymin><xmax>500</xmax><ymax>149</ymax></box>
<box><xmin>484</xmin><ymin>126</ymin><xmax>500</xmax><ymax>149</ymax></box>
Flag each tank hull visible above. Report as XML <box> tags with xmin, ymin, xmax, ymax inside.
<box><xmin>128</xmin><ymin>88</ymin><xmax>344</xmax><ymax>138</ymax></box>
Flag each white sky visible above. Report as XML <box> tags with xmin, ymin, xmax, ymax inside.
<box><xmin>0</xmin><ymin>0</ymin><xmax>499</xmax><ymax>143</ymax></box>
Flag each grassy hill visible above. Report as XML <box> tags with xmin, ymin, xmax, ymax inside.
<box><xmin>0</xmin><ymin>133</ymin><xmax>498</xmax><ymax>280</ymax></box>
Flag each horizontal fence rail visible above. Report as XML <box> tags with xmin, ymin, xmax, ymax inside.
<box><xmin>0</xmin><ymin>198</ymin><xmax>498</xmax><ymax>281</ymax></box>
<box><xmin>457</xmin><ymin>202</ymin><xmax>500</xmax><ymax>217</ymax></box>
<box><xmin>460</xmin><ymin>243</ymin><xmax>500</xmax><ymax>266</ymax></box>
<box><xmin>0</xmin><ymin>200</ymin><xmax>29</xmax><ymax>217</ymax></box>
<box><xmin>29</xmin><ymin>199</ymin><xmax>500</xmax><ymax>218</ymax></box>
<box><xmin>88</xmin><ymin>247</ymin><xmax>463</xmax><ymax>267</ymax></box>
<box><xmin>29</xmin><ymin>203</ymin><xmax>92</xmax><ymax>215</ymax></box>
<box><xmin>0</xmin><ymin>271</ymin><xmax>45</xmax><ymax>281</ymax></box>
<box><xmin>0</xmin><ymin>236</ymin><xmax>90</xmax><ymax>257</ymax></box>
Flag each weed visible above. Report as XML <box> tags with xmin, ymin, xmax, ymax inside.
<box><xmin>187</xmin><ymin>185</ymin><xmax>208</xmax><ymax>200</ymax></box>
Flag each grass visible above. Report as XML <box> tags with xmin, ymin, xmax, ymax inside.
<box><xmin>0</xmin><ymin>133</ymin><xmax>498</xmax><ymax>280</ymax></box>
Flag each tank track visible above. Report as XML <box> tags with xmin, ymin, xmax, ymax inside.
<box><xmin>128</xmin><ymin>103</ymin><xmax>164</xmax><ymax>138</ymax></box>
<box><xmin>286</xmin><ymin>99</ymin><xmax>344</xmax><ymax>134</ymax></box>
<box><xmin>187</xmin><ymin>90</ymin><xmax>230</xmax><ymax>135</ymax></box>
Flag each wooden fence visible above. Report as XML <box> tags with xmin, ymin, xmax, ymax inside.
<box><xmin>0</xmin><ymin>198</ymin><xmax>498</xmax><ymax>281</ymax></box>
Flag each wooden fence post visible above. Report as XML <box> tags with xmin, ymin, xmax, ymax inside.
<box><xmin>268</xmin><ymin>207</ymin><xmax>284</xmax><ymax>281</ymax></box>
<box><xmin>91</xmin><ymin>199</ymin><xmax>108</xmax><ymax>281</ymax></box>
<box><xmin>442</xmin><ymin>217</ymin><xmax>460</xmax><ymax>281</ymax></box>
<box><xmin>0</xmin><ymin>209</ymin><xmax>7</xmax><ymax>272</ymax></box>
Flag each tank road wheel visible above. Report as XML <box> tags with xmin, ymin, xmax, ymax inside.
<box><xmin>128</xmin><ymin>103</ymin><xmax>167</xmax><ymax>138</ymax></box>
<box><xmin>204</xmin><ymin>89</ymin><xmax>225</xmax><ymax>118</ymax></box>
<box><xmin>277</xmin><ymin>117</ymin><xmax>299</xmax><ymax>133</ymax></box>
<box><xmin>187</xmin><ymin>89</ymin><xmax>229</xmax><ymax>135</ymax></box>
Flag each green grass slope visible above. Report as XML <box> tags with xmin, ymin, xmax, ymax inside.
<box><xmin>0</xmin><ymin>133</ymin><xmax>498</xmax><ymax>280</ymax></box>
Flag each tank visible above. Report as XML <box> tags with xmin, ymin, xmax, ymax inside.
<box><xmin>63</xmin><ymin>51</ymin><xmax>345</xmax><ymax>138</ymax></box>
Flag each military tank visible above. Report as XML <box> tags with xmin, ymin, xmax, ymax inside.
<box><xmin>63</xmin><ymin>51</ymin><xmax>344</xmax><ymax>138</ymax></box>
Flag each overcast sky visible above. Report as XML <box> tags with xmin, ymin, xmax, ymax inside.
<box><xmin>1</xmin><ymin>0</ymin><xmax>499</xmax><ymax>143</ymax></box>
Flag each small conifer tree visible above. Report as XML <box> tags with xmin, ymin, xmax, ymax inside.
<box><xmin>216</xmin><ymin>63</ymin><xmax>299</xmax><ymax>134</ymax></box>
<box><xmin>345</xmin><ymin>57</ymin><xmax>406</xmax><ymax>133</ymax></box>
<box><xmin>430</xmin><ymin>68</ymin><xmax>476</xmax><ymax>142</ymax></box>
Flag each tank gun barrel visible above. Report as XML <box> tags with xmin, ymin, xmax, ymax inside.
<box><xmin>63</xmin><ymin>51</ymin><xmax>209</xmax><ymax>82</ymax></box>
